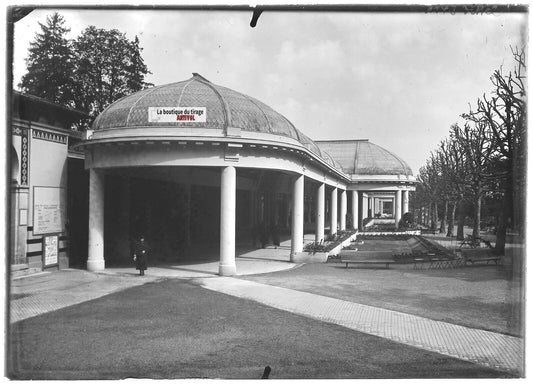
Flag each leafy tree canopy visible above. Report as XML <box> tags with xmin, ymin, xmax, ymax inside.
<box><xmin>20</xmin><ymin>12</ymin><xmax>75</xmax><ymax>106</ymax></box>
<box><xmin>19</xmin><ymin>13</ymin><xmax>153</xmax><ymax>121</ymax></box>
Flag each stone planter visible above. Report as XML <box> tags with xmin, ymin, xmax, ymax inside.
<box><xmin>360</xmin><ymin>230</ymin><xmax>421</xmax><ymax>236</ymax></box>
<box><xmin>291</xmin><ymin>251</ymin><xmax>329</xmax><ymax>263</ymax></box>
<box><xmin>293</xmin><ymin>230</ymin><xmax>359</xmax><ymax>263</ymax></box>
<box><xmin>327</xmin><ymin>234</ymin><xmax>358</xmax><ymax>256</ymax></box>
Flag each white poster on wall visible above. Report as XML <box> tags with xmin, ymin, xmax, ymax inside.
<box><xmin>43</xmin><ymin>235</ymin><xmax>59</xmax><ymax>267</ymax></box>
<box><xmin>33</xmin><ymin>186</ymin><xmax>66</xmax><ymax>235</ymax></box>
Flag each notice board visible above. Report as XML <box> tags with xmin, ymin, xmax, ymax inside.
<box><xmin>33</xmin><ymin>186</ymin><xmax>66</xmax><ymax>235</ymax></box>
<box><xmin>43</xmin><ymin>235</ymin><xmax>59</xmax><ymax>267</ymax></box>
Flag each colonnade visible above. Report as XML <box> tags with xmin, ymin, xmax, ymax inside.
<box><xmin>86</xmin><ymin>167</ymin><xmax>412</xmax><ymax>276</ymax></box>
<box><xmin>361</xmin><ymin>191</ymin><xmax>410</xmax><ymax>225</ymax></box>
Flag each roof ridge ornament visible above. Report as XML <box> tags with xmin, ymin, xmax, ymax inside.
<box><xmin>191</xmin><ymin>73</ymin><xmax>231</xmax><ymax>131</ymax></box>
<box><xmin>192</xmin><ymin>73</ymin><xmax>211</xmax><ymax>83</ymax></box>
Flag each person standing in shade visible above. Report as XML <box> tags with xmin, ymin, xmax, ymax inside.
<box><xmin>270</xmin><ymin>222</ymin><xmax>280</xmax><ymax>249</ymax></box>
<box><xmin>259</xmin><ymin>222</ymin><xmax>269</xmax><ymax>249</ymax></box>
<box><xmin>133</xmin><ymin>235</ymin><xmax>150</xmax><ymax>276</ymax></box>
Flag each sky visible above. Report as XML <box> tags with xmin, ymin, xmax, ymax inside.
<box><xmin>10</xmin><ymin>5</ymin><xmax>528</xmax><ymax>175</ymax></box>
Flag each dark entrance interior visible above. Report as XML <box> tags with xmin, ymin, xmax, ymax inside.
<box><xmin>71</xmin><ymin>166</ymin><xmax>292</xmax><ymax>267</ymax></box>
<box><xmin>67</xmin><ymin>157</ymin><xmax>89</xmax><ymax>268</ymax></box>
<box><xmin>383</xmin><ymin>201</ymin><xmax>393</xmax><ymax>215</ymax></box>
<box><xmin>102</xmin><ymin>166</ymin><xmax>278</xmax><ymax>266</ymax></box>
<box><xmin>104</xmin><ymin>176</ymin><xmax>223</xmax><ymax>265</ymax></box>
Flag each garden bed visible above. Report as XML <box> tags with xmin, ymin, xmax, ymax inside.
<box><xmin>293</xmin><ymin>230</ymin><xmax>358</xmax><ymax>263</ymax></box>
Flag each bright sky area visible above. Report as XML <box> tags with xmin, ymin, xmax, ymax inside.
<box><xmin>11</xmin><ymin>6</ymin><xmax>527</xmax><ymax>175</ymax></box>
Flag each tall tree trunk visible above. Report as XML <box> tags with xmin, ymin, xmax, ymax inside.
<box><xmin>447</xmin><ymin>201</ymin><xmax>456</xmax><ymax>237</ymax></box>
<box><xmin>473</xmin><ymin>193</ymin><xmax>482</xmax><ymax>239</ymax></box>
<box><xmin>494</xmin><ymin>181</ymin><xmax>512</xmax><ymax>255</ymax></box>
<box><xmin>433</xmin><ymin>201</ymin><xmax>439</xmax><ymax>232</ymax></box>
<box><xmin>456</xmin><ymin>200</ymin><xmax>465</xmax><ymax>241</ymax></box>
<box><xmin>429</xmin><ymin>204</ymin><xmax>434</xmax><ymax>229</ymax></box>
<box><xmin>440</xmin><ymin>200</ymin><xmax>448</xmax><ymax>233</ymax></box>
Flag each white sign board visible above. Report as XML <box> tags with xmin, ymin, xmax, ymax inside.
<box><xmin>148</xmin><ymin>107</ymin><xmax>206</xmax><ymax>123</ymax></box>
<box><xmin>43</xmin><ymin>235</ymin><xmax>59</xmax><ymax>266</ymax></box>
<box><xmin>33</xmin><ymin>187</ymin><xmax>66</xmax><ymax>235</ymax></box>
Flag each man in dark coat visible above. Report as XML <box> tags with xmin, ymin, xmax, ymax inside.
<box><xmin>259</xmin><ymin>222</ymin><xmax>269</xmax><ymax>249</ymax></box>
<box><xmin>133</xmin><ymin>236</ymin><xmax>150</xmax><ymax>276</ymax></box>
<box><xmin>270</xmin><ymin>222</ymin><xmax>280</xmax><ymax>248</ymax></box>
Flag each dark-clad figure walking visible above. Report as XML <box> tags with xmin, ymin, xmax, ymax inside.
<box><xmin>132</xmin><ymin>235</ymin><xmax>150</xmax><ymax>276</ymax></box>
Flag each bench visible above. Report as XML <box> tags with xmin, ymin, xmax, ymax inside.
<box><xmin>466</xmin><ymin>257</ymin><xmax>501</xmax><ymax>265</ymax></box>
<box><xmin>461</xmin><ymin>249</ymin><xmax>500</xmax><ymax>266</ymax></box>
<box><xmin>413</xmin><ymin>252</ymin><xmax>464</xmax><ymax>269</ymax></box>
<box><xmin>339</xmin><ymin>250</ymin><xmax>393</xmax><ymax>259</ymax></box>
<box><xmin>459</xmin><ymin>235</ymin><xmax>494</xmax><ymax>249</ymax></box>
<box><xmin>340</xmin><ymin>259</ymin><xmax>400</xmax><ymax>269</ymax></box>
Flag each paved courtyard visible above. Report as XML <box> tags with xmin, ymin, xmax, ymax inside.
<box><xmin>7</xmin><ymin>236</ymin><xmax>525</xmax><ymax>379</ymax></box>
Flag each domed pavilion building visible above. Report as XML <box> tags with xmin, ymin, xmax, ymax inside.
<box><xmin>80</xmin><ymin>73</ymin><xmax>416</xmax><ymax>275</ymax></box>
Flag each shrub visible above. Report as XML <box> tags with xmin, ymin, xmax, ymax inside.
<box><xmin>303</xmin><ymin>230</ymin><xmax>356</xmax><ymax>254</ymax></box>
<box><xmin>303</xmin><ymin>242</ymin><xmax>327</xmax><ymax>254</ymax></box>
<box><xmin>399</xmin><ymin>212</ymin><xmax>415</xmax><ymax>229</ymax></box>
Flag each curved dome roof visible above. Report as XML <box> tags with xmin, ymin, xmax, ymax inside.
<box><xmin>92</xmin><ymin>73</ymin><xmax>341</xmax><ymax>169</ymax></box>
<box><xmin>315</xmin><ymin>140</ymin><xmax>413</xmax><ymax>176</ymax></box>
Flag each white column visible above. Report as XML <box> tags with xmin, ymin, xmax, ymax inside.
<box><xmin>87</xmin><ymin>169</ymin><xmax>105</xmax><ymax>271</ymax></box>
<box><xmin>315</xmin><ymin>183</ymin><xmax>325</xmax><ymax>243</ymax></box>
<box><xmin>395</xmin><ymin>190</ymin><xmax>402</xmax><ymax>228</ymax></box>
<box><xmin>219</xmin><ymin>166</ymin><xmax>237</xmax><ymax>276</ymax></box>
<box><xmin>351</xmin><ymin>190</ymin><xmax>359</xmax><ymax>230</ymax></box>
<box><xmin>340</xmin><ymin>189</ymin><xmax>347</xmax><ymax>231</ymax></box>
<box><xmin>362</xmin><ymin>193</ymin><xmax>368</xmax><ymax>222</ymax></box>
<box><xmin>330</xmin><ymin>187</ymin><xmax>338</xmax><ymax>235</ymax></box>
<box><xmin>291</xmin><ymin>174</ymin><xmax>304</xmax><ymax>259</ymax></box>
<box><xmin>402</xmin><ymin>190</ymin><xmax>410</xmax><ymax>214</ymax></box>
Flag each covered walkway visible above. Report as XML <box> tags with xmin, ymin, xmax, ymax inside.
<box><xmin>79</xmin><ymin>74</ymin><xmax>416</xmax><ymax>276</ymax></box>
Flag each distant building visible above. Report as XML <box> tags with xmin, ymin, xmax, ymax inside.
<box><xmin>76</xmin><ymin>73</ymin><xmax>416</xmax><ymax>276</ymax></box>
<box><xmin>10</xmin><ymin>91</ymin><xmax>90</xmax><ymax>276</ymax></box>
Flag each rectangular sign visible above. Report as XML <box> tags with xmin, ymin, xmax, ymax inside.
<box><xmin>43</xmin><ymin>235</ymin><xmax>59</xmax><ymax>267</ymax></box>
<box><xmin>148</xmin><ymin>107</ymin><xmax>206</xmax><ymax>123</ymax></box>
<box><xmin>33</xmin><ymin>186</ymin><xmax>66</xmax><ymax>235</ymax></box>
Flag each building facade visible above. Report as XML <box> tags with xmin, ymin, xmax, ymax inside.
<box><xmin>10</xmin><ymin>92</ymin><xmax>90</xmax><ymax>276</ymax></box>
<box><xmin>77</xmin><ymin>73</ymin><xmax>416</xmax><ymax>276</ymax></box>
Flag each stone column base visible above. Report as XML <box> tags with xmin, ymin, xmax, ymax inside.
<box><xmin>87</xmin><ymin>259</ymin><xmax>105</xmax><ymax>271</ymax></box>
<box><xmin>218</xmin><ymin>263</ymin><xmax>236</xmax><ymax>276</ymax></box>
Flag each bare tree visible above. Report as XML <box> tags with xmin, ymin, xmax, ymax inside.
<box><xmin>450</xmin><ymin>121</ymin><xmax>498</xmax><ymax>239</ymax></box>
<box><xmin>462</xmin><ymin>47</ymin><xmax>526</xmax><ymax>253</ymax></box>
<box><xmin>435</xmin><ymin>138</ymin><xmax>465</xmax><ymax>237</ymax></box>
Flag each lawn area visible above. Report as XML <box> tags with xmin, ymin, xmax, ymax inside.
<box><xmin>242</xmin><ymin>263</ymin><xmax>523</xmax><ymax>337</ymax></box>
<box><xmin>7</xmin><ymin>278</ymin><xmax>511</xmax><ymax>380</ymax></box>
